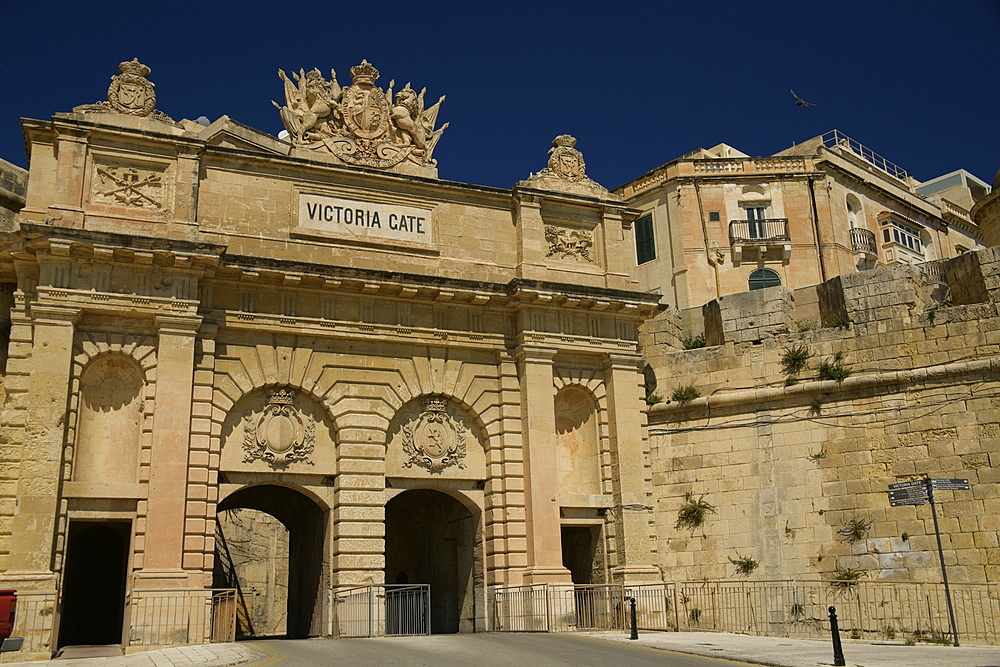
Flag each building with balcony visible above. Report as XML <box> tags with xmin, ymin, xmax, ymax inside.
<box><xmin>617</xmin><ymin>130</ymin><xmax>989</xmax><ymax>333</ymax></box>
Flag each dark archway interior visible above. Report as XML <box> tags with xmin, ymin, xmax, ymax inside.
<box><xmin>561</xmin><ymin>525</ymin><xmax>598</xmax><ymax>584</ymax></box>
<box><xmin>215</xmin><ymin>485</ymin><xmax>326</xmax><ymax>638</ymax></box>
<box><xmin>385</xmin><ymin>489</ymin><xmax>476</xmax><ymax>633</ymax></box>
<box><xmin>59</xmin><ymin>521</ymin><xmax>130</xmax><ymax>647</ymax></box>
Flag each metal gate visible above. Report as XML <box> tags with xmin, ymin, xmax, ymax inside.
<box><xmin>489</xmin><ymin>584</ymin><xmax>625</xmax><ymax>632</ymax></box>
<box><xmin>333</xmin><ymin>584</ymin><xmax>430</xmax><ymax>638</ymax></box>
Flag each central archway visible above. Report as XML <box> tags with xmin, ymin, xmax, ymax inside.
<box><xmin>384</xmin><ymin>489</ymin><xmax>478</xmax><ymax>633</ymax></box>
<box><xmin>213</xmin><ymin>484</ymin><xmax>327</xmax><ymax>638</ymax></box>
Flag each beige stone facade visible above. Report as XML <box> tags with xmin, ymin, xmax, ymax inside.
<box><xmin>2</xmin><ymin>57</ymin><xmax>998</xmax><ymax>656</ymax></box>
<box><xmin>0</xmin><ymin>60</ymin><xmax>661</xmax><ymax>656</ymax></box>
<box><xmin>618</xmin><ymin>132</ymin><xmax>989</xmax><ymax>335</ymax></box>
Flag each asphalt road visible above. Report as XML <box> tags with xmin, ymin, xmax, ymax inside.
<box><xmin>244</xmin><ymin>633</ymin><xmax>751</xmax><ymax>666</ymax></box>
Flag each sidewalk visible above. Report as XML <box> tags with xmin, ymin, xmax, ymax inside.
<box><xmin>588</xmin><ymin>630</ymin><xmax>1000</xmax><ymax>667</ymax></box>
<box><xmin>0</xmin><ymin>643</ymin><xmax>261</xmax><ymax>667</ymax></box>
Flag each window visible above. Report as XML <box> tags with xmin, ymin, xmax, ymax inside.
<box><xmin>881</xmin><ymin>220</ymin><xmax>922</xmax><ymax>253</ymax></box>
<box><xmin>745</xmin><ymin>206</ymin><xmax>767</xmax><ymax>239</ymax></box>
<box><xmin>708</xmin><ymin>211</ymin><xmax>720</xmax><ymax>222</ymax></box>
<box><xmin>748</xmin><ymin>268</ymin><xmax>781</xmax><ymax>291</ymax></box>
<box><xmin>634</xmin><ymin>214</ymin><xmax>655</xmax><ymax>264</ymax></box>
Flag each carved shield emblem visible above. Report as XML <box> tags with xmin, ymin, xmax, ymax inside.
<box><xmin>401</xmin><ymin>397</ymin><xmax>467</xmax><ymax>472</ymax></box>
<box><xmin>243</xmin><ymin>389</ymin><xmax>315</xmax><ymax>467</ymax></box>
<box><xmin>342</xmin><ymin>86</ymin><xmax>390</xmax><ymax>140</ymax></box>
<box><xmin>108</xmin><ymin>74</ymin><xmax>156</xmax><ymax>116</ymax></box>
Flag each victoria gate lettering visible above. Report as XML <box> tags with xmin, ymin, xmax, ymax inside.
<box><xmin>306</xmin><ymin>202</ymin><xmax>426</xmax><ymax>234</ymax></box>
<box><xmin>298</xmin><ymin>194</ymin><xmax>434</xmax><ymax>245</ymax></box>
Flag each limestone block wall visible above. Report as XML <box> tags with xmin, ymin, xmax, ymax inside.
<box><xmin>0</xmin><ymin>158</ymin><xmax>26</xmax><ymax>228</ymax></box>
<box><xmin>645</xmin><ymin>253</ymin><xmax>1000</xmax><ymax>584</ymax></box>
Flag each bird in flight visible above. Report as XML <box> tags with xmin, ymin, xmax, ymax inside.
<box><xmin>790</xmin><ymin>90</ymin><xmax>817</xmax><ymax>107</ymax></box>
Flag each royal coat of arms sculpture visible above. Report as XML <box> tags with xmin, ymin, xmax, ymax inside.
<box><xmin>274</xmin><ymin>60</ymin><xmax>449</xmax><ymax>172</ymax></box>
<box><xmin>242</xmin><ymin>389</ymin><xmax>316</xmax><ymax>467</ymax></box>
<box><xmin>74</xmin><ymin>58</ymin><xmax>179</xmax><ymax>126</ymax></box>
<box><xmin>401</xmin><ymin>397</ymin><xmax>468</xmax><ymax>473</ymax></box>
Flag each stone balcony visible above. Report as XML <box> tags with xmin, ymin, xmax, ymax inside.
<box><xmin>728</xmin><ymin>218</ymin><xmax>791</xmax><ymax>262</ymax></box>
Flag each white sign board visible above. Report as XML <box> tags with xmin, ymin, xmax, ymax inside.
<box><xmin>298</xmin><ymin>193</ymin><xmax>433</xmax><ymax>246</ymax></box>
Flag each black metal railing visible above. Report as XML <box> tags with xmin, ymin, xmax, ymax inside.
<box><xmin>850</xmin><ymin>227</ymin><xmax>877</xmax><ymax>254</ymax></box>
<box><xmin>729</xmin><ymin>219</ymin><xmax>790</xmax><ymax>245</ymax></box>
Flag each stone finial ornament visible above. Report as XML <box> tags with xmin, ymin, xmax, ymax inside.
<box><xmin>274</xmin><ymin>59</ymin><xmax>449</xmax><ymax>172</ymax></box>
<box><xmin>523</xmin><ymin>135</ymin><xmax>617</xmax><ymax>199</ymax></box>
<box><xmin>73</xmin><ymin>58</ymin><xmax>179</xmax><ymax>126</ymax></box>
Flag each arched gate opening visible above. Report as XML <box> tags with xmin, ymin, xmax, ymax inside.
<box><xmin>213</xmin><ymin>484</ymin><xmax>326</xmax><ymax>638</ymax></box>
<box><xmin>384</xmin><ymin>489</ymin><xmax>478</xmax><ymax>633</ymax></box>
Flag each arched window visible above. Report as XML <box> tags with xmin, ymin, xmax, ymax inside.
<box><xmin>748</xmin><ymin>268</ymin><xmax>781</xmax><ymax>291</ymax></box>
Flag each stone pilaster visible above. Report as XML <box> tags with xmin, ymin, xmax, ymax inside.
<box><xmin>515</xmin><ymin>344</ymin><xmax>571</xmax><ymax>584</ymax></box>
<box><xmin>512</xmin><ymin>192</ymin><xmax>549</xmax><ymax>282</ymax></box>
<box><xmin>135</xmin><ymin>313</ymin><xmax>201</xmax><ymax>587</ymax></box>
<box><xmin>332</xmin><ymin>420</ymin><xmax>386</xmax><ymax>587</ymax></box>
<box><xmin>5</xmin><ymin>304</ymin><xmax>79</xmax><ymax>583</ymax></box>
<box><xmin>603</xmin><ymin>353</ymin><xmax>660</xmax><ymax>583</ymax></box>
<box><xmin>484</xmin><ymin>351</ymin><xmax>527</xmax><ymax>585</ymax></box>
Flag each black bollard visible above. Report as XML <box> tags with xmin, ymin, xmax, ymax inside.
<box><xmin>628</xmin><ymin>596</ymin><xmax>638</xmax><ymax>640</ymax></box>
<box><xmin>828</xmin><ymin>606</ymin><xmax>845</xmax><ymax>667</ymax></box>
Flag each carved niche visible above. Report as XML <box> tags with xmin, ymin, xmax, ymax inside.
<box><xmin>242</xmin><ymin>389</ymin><xmax>315</xmax><ymax>467</ymax></box>
<box><xmin>401</xmin><ymin>396</ymin><xmax>468</xmax><ymax>473</ymax></box>
<box><xmin>74</xmin><ymin>58</ymin><xmax>179</xmax><ymax>126</ymax></box>
<box><xmin>274</xmin><ymin>60</ymin><xmax>449</xmax><ymax>170</ymax></box>
<box><xmin>545</xmin><ymin>225</ymin><xmax>594</xmax><ymax>263</ymax></box>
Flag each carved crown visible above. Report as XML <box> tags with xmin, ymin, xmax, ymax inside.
<box><xmin>552</xmin><ymin>134</ymin><xmax>577</xmax><ymax>149</ymax></box>
<box><xmin>268</xmin><ymin>389</ymin><xmax>295</xmax><ymax>405</ymax></box>
<box><xmin>423</xmin><ymin>396</ymin><xmax>447</xmax><ymax>413</ymax></box>
<box><xmin>119</xmin><ymin>58</ymin><xmax>151</xmax><ymax>79</ymax></box>
<box><xmin>350</xmin><ymin>60</ymin><xmax>380</xmax><ymax>85</ymax></box>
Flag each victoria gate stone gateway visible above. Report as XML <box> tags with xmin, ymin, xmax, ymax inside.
<box><xmin>0</xmin><ymin>59</ymin><xmax>661</xmax><ymax>655</ymax></box>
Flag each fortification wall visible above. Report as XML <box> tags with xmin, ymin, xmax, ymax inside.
<box><xmin>644</xmin><ymin>249</ymin><xmax>1000</xmax><ymax>583</ymax></box>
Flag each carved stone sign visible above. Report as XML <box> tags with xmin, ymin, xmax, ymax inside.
<box><xmin>242</xmin><ymin>389</ymin><xmax>315</xmax><ymax>467</ymax></box>
<box><xmin>401</xmin><ymin>397</ymin><xmax>467</xmax><ymax>473</ymax></box>
<box><xmin>545</xmin><ymin>225</ymin><xmax>594</xmax><ymax>262</ymax></box>
<box><xmin>92</xmin><ymin>165</ymin><xmax>164</xmax><ymax>210</ymax></box>
<box><xmin>274</xmin><ymin>60</ymin><xmax>448</xmax><ymax>172</ymax></box>
<box><xmin>297</xmin><ymin>193</ymin><xmax>433</xmax><ymax>246</ymax></box>
<box><xmin>74</xmin><ymin>59</ymin><xmax>179</xmax><ymax>126</ymax></box>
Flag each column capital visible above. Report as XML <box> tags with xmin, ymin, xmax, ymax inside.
<box><xmin>514</xmin><ymin>343</ymin><xmax>557</xmax><ymax>365</ymax></box>
<box><xmin>602</xmin><ymin>351</ymin><xmax>642</xmax><ymax>371</ymax></box>
<box><xmin>156</xmin><ymin>313</ymin><xmax>202</xmax><ymax>336</ymax></box>
<box><xmin>30</xmin><ymin>303</ymin><xmax>81</xmax><ymax>324</ymax></box>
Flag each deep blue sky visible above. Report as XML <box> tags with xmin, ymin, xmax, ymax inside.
<box><xmin>2</xmin><ymin>1</ymin><xmax>998</xmax><ymax>191</ymax></box>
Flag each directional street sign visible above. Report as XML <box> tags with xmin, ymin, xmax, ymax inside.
<box><xmin>889</xmin><ymin>488</ymin><xmax>929</xmax><ymax>500</ymax></box>
<box><xmin>889</xmin><ymin>480</ymin><xmax>928</xmax><ymax>490</ymax></box>
<box><xmin>931</xmin><ymin>479</ymin><xmax>969</xmax><ymax>485</ymax></box>
<box><xmin>891</xmin><ymin>497</ymin><xmax>930</xmax><ymax>506</ymax></box>
<box><xmin>933</xmin><ymin>484</ymin><xmax>971</xmax><ymax>491</ymax></box>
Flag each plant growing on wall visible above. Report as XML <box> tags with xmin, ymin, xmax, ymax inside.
<box><xmin>645</xmin><ymin>392</ymin><xmax>663</xmax><ymax>406</ymax></box>
<box><xmin>671</xmin><ymin>385</ymin><xmax>701</xmax><ymax>404</ymax></box>
<box><xmin>817</xmin><ymin>352</ymin><xmax>852</xmax><ymax>384</ymax></box>
<box><xmin>830</xmin><ymin>566</ymin><xmax>867</xmax><ymax>590</ymax></box>
<box><xmin>781</xmin><ymin>344</ymin><xmax>813</xmax><ymax>377</ymax></box>
<box><xmin>682</xmin><ymin>334</ymin><xmax>706</xmax><ymax>349</ymax></box>
<box><xmin>675</xmin><ymin>493</ymin><xmax>716</xmax><ymax>531</ymax></box>
<box><xmin>729</xmin><ymin>554</ymin><xmax>760</xmax><ymax>577</ymax></box>
<box><xmin>838</xmin><ymin>515</ymin><xmax>873</xmax><ymax>544</ymax></box>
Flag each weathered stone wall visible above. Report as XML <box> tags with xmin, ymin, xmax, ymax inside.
<box><xmin>0</xmin><ymin>158</ymin><xmax>26</xmax><ymax>229</ymax></box>
<box><xmin>645</xmin><ymin>253</ymin><xmax>1000</xmax><ymax>584</ymax></box>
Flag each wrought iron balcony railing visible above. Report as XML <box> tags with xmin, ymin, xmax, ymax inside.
<box><xmin>729</xmin><ymin>219</ymin><xmax>790</xmax><ymax>245</ymax></box>
<box><xmin>850</xmin><ymin>227</ymin><xmax>878</xmax><ymax>255</ymax></box>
